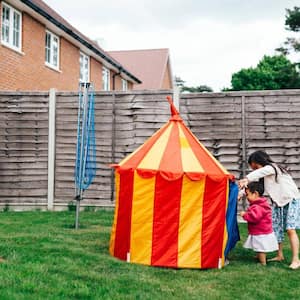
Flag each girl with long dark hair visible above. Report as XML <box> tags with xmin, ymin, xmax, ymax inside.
<box><xmin>239</xmin><ymin>150</ymin><xmax>300</xmax><ymax>269</ymax></box>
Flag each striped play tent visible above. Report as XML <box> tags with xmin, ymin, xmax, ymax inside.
<box><xmin>109</xmin><ymin>96</ymin><xmax>239</xmax><ymax>269</ymax></box>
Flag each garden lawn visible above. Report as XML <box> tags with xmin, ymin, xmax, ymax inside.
<box><xmin>0</xmin><ymin>210</ymin><xmax>300</xmax><ymax>300</ymax></box>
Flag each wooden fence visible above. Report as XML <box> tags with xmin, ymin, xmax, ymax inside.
<box><xmin>0</xmin><ymin>89</ymin><xmax>299</xmax><ymax>210</ymax></box>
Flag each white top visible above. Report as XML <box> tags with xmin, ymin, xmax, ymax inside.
<box><xmin>246</xmin><ymin>165</ymin><xmax>300</xmax><ymax>207</ymax></box>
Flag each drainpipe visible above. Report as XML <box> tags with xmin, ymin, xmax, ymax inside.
<box><xmin>112</xmin><ymin>69</ymin><xmax>122</xmax><ymax>90</ymax></box>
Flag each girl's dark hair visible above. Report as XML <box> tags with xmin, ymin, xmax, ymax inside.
<box><xmin>247</xmin><ymin>150</ymin><xmax>286</xmax><ymax>182</ymax></box>
<box><xmin>247</xmin><ymin>181</ymin><xmax>264</xmax><ymax>196</ymax></box>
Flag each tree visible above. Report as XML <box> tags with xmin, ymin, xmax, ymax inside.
<box><xmin>174</xmin><ymin>76</ymin><xmax>213</xmax><ymax>93</ymax></box>
<box><xmin>174</xmin><ymin>76</ymin><xmax>185</xmax><ymax>88</ymax></box>
<box><xmin>181</xmin><ymin>85</ymin><xmax>213</xmax><ymax>93</ymax></box>
<box><xmin>227</xmin><ymin>55</ymin><xmax>300</xmax><ymax>91</ymax></box>
<box><xmin>276</xmin><ymin>6</ymin><xmax>300</xmax><ymax>55</ymax></box>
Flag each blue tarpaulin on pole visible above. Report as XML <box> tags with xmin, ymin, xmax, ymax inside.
<box><xmin>225</xmin><ymin>181</ymin><xmax>240</xmax><ymax>257</ymax></box>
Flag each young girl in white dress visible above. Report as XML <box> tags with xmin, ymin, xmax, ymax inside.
<box><xmin>240</xmin><ymin>181</ymin><xmax>278</xmax><ymax>265</ymax></box>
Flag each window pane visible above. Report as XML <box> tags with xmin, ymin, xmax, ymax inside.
<box><xmin>45</xmin><ymin>33</ymin><xmax>51</xmax><ymax>63</ymax></box>
<box><xmin>102</xmin><ymin>68</ymin><xmax>110</xmax><ymax>91</ymax></box>
<box><xmin>79</xmin><ymin>53</ymin><xmax>89</xmax><ymax>82</ymax></box>
<box><xmin>79</xmin><ymin>54</ymin><xmax>84</xmax><ymax>81</ymax></box>
<box><xmin>13</xmin><ymin>11</ymin><xmax>20</xmax><ymax>48</ymax></box>
<box><xmin>84</xmin><ymin>56</ymin><xmax>88</xmax><ymax>82</ymax></box>
<box><xmin>52</xmin><ymin>36</ymin><xmax>58</xmax><ymax>66</ymax></box>
<box><xmin>2</xmin><ymin>6</ymin><xmax>10</xmax><ymax>43</ymax></box>
<box><xmin>122</xmin><ymin>79</ymin><xmax>128</xmax><ymax>91</ymax></box>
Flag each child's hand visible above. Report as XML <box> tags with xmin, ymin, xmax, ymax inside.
<box><xmin>238</xmin><ymin>178</ymin><xmax>248</xmax><ymax>189</ymax></box>
<box><xmin>240</xmin><ymin>211</ymin><xmax>246</xmax><ymax>217</ymax></box>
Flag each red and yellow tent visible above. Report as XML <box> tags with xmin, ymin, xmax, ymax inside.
<box><xmin>109</xmin><ymin>97</ymin><xmax>238</xmax><ymax>269</ymax></box>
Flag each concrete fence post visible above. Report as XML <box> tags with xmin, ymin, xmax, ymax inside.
<box><xmin>241</xmin><ymin>95</ymin><xmax>247</xmax><ymax>210</ymax></box>
<box><xmin>47</xmin><ymin>88</ymin><xmax>56</xmax><ymax>210</ymax></box>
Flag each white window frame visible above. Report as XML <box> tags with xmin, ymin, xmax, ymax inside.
<box><xmin>1</xmin><ymin>2</ymin><xmax>22</xmax><ymax>52</ymax></box>
<box><xmin>121</xmin><ymin>78</ymin><xmax>128</xmax><ymax>91</ymax></box>
<box><xmin>79</xmin><ymin>52</ymin><xmax>90</xmax><ymax>83</ymax></box>
<box><xmin>45</xmin><ymin>30</ymin><xmax>60</xmax><ymax>70</ymax></box>
<box><xmin>102</xmin><ymin>67</ymin><xmax>110</xmax><ymax>91</ymax></box>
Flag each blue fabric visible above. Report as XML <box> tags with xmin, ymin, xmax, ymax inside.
<box><xmin>224</xmin><ymin>181</ymin><xmax>240</xmax><ymax>257</ymax></box>
<box><xmin>75</xmin><ymin>85</ymin><xmax>96</xmax><ymax>192</ymax></box>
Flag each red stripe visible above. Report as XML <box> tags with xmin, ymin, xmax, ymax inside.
<box><xmin>158</xmin><ymin>122</ymin><xmax>182</xmax><ymax>176</ymax></box>
<box><xmin>151</xmin><ymin>173</ymin><xmax>182</xmax><ymax>267</ymax></box>
<box><xmin>201</xmin><ymin>176</ymin><xmax>227</xmax><ymax>268</ymax></box>
<box><xmin>113</xmin><ymin>170</ymin><xmax>134</xmax><ymax>260</ymax></box>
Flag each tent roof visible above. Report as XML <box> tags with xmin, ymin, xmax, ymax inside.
<box><xmin>113</xmin><ymin>97</ymin><xmax>234</xmax><ymax>181</ymax></box>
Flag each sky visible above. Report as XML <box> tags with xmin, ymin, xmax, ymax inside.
<box><xmin>46</xmin><ymin>0</ymin><xmax>300</xmax><ymax>91</ymax></box>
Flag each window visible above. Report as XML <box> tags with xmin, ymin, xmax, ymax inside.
<box><xmin>79</xmin><ymin>52</ymin><xmax>90</xmax><ymax>83</ymax></box>
<box><xmin>45</xmin><ymin>30</ymin><xmax>59</xmax><ymax>69</ymax></box>
<box><xmin>102</xmin><ymin>67</ymin><xmax>110</xmax><ymax>91</ymax></box>
<box><xmin>122</xmin><ymin>79</ymin><xmax>128</xmax><ymax>91</ymax></box>
<box><xmin>1</xmin><ymin>2</ymin><xmax>22</xmax><ymax>51</ymax></box>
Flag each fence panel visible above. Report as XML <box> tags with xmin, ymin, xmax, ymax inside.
<box><xmin>0</xmin><ymin>92</ymin><xmax>49</xmax><ymax>207</ymax></box>
<box><xmin>0</xmin><ymin>89</ymin><xmax>299</xmax><ymax>209</ymax></box>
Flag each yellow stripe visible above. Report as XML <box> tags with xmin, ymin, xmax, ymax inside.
<box><xmin>187</xmin><ymin>128</ymin><xmax>230</xmax><ymax>175</ymax></box>
<box><xmin>138</xmin><ymin>123</ymin><xmax>173</xmax><ymax>169</ymax></box>
<box><xmin>178</xmin><ymin>175</ymin><xmax>205</xmax><ymax>268</ymax></box>
<box><xmin>130</xmin><ymin>171</ymin><xmax>156</xmax><ymax>265</ymax></box>
<box><xmin>178</xmin><ymin>124</ymin><xmax>204</xmax><ymax>173</ymax></box>
<box><xmin>221</xmin><ymin>180</ymin><xmax>230</xmax><ymax>267</ymax></box>
<box><xmin>109</xmin><ymin>172</ymin><xmax>120</xmax><ymax>255</ymax></box>
<box><xmin>119</xmin><ymin>122</ymin><xmax>170</xmax><ymax>166</ymax></box>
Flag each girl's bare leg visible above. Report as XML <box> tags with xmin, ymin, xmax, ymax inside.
<box><xmin>268</xmin><ymin>243</ymin><xmax>284</xmax><ymax>261</ymax></box>
<box><xmin>257</xmin><ymin>252</ymin><xmax>266</xmax><ymax>265</ymax></box>
<box><xmin>287</xmin><ymin>229</ymin><xmax>300</xmax><ymax>269</ymax></box>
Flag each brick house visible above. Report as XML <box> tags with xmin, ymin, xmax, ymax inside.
<box><xmin>0</xmin><ymin>0</ymin><xmax>141</xmax><ymax>91</ymax></box>
<box><xmin>109</xmin><ymin>48</ymin><xmax>173</xmax><ymax>90</ymax></box>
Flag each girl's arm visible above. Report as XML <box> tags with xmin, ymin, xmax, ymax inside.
<box><xmin>246</xmin><ymin>165</ymin><xmax>275</xmax><ymax>182</ymax></box>
<box><xmin>242</xmin><ymin>206</ymin><xmax>265</xmax><ymax>223</ymax></box>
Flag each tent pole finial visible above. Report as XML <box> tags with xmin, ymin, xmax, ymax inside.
<box><xmin>166</xmin><ymin>96</ymin><xmax>180</xmax><ymax>117</ymax></box>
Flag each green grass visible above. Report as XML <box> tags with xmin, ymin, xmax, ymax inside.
<box><xmin>0</xmin><ymin>210</ymin><xmax>300</xmax><ymax>300</ymax></box>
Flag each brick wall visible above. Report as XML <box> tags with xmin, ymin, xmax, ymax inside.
<box><xmin>0</xmin><ymin>10</ymin><xmax>81</xmax><ymax>91</ymax></box>
<box><xmin>90</xmin><ymin>57</ymin><xmax>103</xmax><ymax>90</ymax></box>
<box><xmin>0</xmin><ymin>1</ymin><xmax>132</xmax><ymax>91</ymax></box>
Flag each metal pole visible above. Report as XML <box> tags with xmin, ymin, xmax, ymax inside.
<box><xmin>241</xmin><ymin>95</ymin><xmax>247</xmax><ymax>209</ymax></box>
<box><xmin>81</xmin><ymin>83</ymin><xmax>92</xmax><ymax>196</ymax></box>
<box><xmin>75</xmin><ymin>197</ymin><xmax>80</xmax><ymax>229</ymax></box>
<box><xmin>75</xmin><ymin>83</ymin><xmax>89</xmax><ymax>229</ymax></box>
<box><xmin>78</xmin><ymin>85</ymin><xmax>88</xmax><ymax>197</ymax></box>
<box><xmin>75</xmin><ymin>87</ymin><xmax>83</xmax><ymax>198</ymax></box>
<box><xmin>110</xmin><ymin>93</ymin><xmax>116</xmax><ymax>202</ymax></box>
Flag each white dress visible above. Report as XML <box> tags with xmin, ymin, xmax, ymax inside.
<box><xmin>243</xmin><ymin>232</ymin><xmax>278</xmax><ymax>252</ymax></box>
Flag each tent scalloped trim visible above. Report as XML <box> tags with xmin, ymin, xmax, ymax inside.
<box><xmin>113</xmin><ymin>166</ymin><xmax>235</xmax><ymax>182</ymax></box>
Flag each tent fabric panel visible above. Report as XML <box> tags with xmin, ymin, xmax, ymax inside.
<box><xmin>158</xmin><ymin>122</ymin><xmax>182</xmax><ymax>175</ymax></box>
<box><xmin>177</xmin><ymin>176</ymin><xmax>205</xmax><ymax>268</ymax></box>
<box><xmin>178</xmin><ymin>124</ymin><xmax>204</xmax><ymax>173</ymax></box>
<box><xmin>201</xmin><ymin>176</ymin><xmax>227</xmax><ymax>268</ymax></box>
<box><xmin>224</xmin><ymin>181</ymin><xmax>240</xmax><ymax>257</ymax></box>
<box><xmin>113</xmin><ymin>170</ymin><xmax>134</xmax><ymax>260</ymax></box>
<box><xmin>130</xmin><ymin>172</ymin><xmax>156</xmax><ymax>265</ymax></box>
<box><xmin>138</xmin><ymin>123</ymin><xmax>174</xmax><ymax>170</ymax></box>
<box><xmin>221</xmin><ymin>180</ymin><xmax>230</xmax><ymax>267</ymax></box>
<box><xmin>151</xmin><ymin>174</ymin><xmax>182</xmax><ymax>267</ymax></box>
<box><xmin>179</xmin><ymin>123</ymin><xmax>231</xmax><ymax>176</ymax></box>
<box><xmin>109</xmin><ymin>172</ymin><xmax>120</xmax><ymax>256</ymax></box>
<box><xmin>119</xmin><ymin>122</ymin><xmax>170</xmax><ymax>169</ymax></box>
